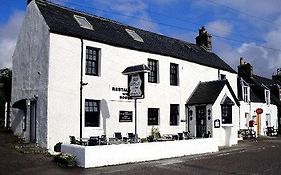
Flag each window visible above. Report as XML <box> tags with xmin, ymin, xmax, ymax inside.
<box><xmin>85</xmin><ymin>100</ymin><xmax>100</xmax><ymax>127</ymax></box>
<box><xmin>279</xmin><ymin>89</ymin><xmax>281</xmax><ymax>101</ymax></box>
<box><xmin>148</xmin><ymin>59</ymin><xmax>158</xmax><ymax>83</ymax></box>
<box><xmin>148</xmin><ymin>108</ymin><xmax>159</xmax><ymax>125</ymax></box>
<box><xmin>125</xmin><ymin>28</ymin><xmax>144</xmax><ymax>42</ymax></box>
<box><xmin>265</xmin><ymin>89</ymin><xmax>270</xmax><ymax>105</ymax></box>
<box><xmin>170</xmin><ymin>104</ymin><xmax>179</xmax><ymax>126</ymax></box>
<box><xmin>245</xmin><ymin>113</ymin><xmax>249</xmax><ymax>127</ymax></box>
<box><xmin>73</xmin><ymin>15</ymin><xmax>93</xmax><ymax>30</ymax></box>
<box><xmin>170</xmin><ymin>63</ymin><xmax>178</xmax><ymax>86</ymax></box>
<box><xmin>266</xmin><ymin>114</ymin><xmax>271</xmax><ymax>126</ymax></box>
<box><xmin>242</xmin><ymin>86</ymin><xmax>250</xmax><ymax>102</ymax></box>
<box><xmin>221</xmin><ymin>105</ymin><xmax>232</xmax><ymax>124</ymax></box>
<box><xmin>86</xmin><ymin>46</ymin><xmax>100</xmax><ymax>76</ymax></box>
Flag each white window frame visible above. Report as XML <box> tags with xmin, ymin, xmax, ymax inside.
<box><xmin>242</xmin><ymin>85</ymin><xmax>250</xmax><ymax>102</ymax></box>
<box><xmin>265</xmin><ymin>89</ymin><xmax>270</xmax><ymax>105</ymax></box>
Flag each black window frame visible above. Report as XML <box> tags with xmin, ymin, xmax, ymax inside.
<box><xmin>148</xmin><ymin>108</ymin><xmax>159</xmax><ymax>126</ymax></box>
<box><xmin>85</xmin><ymin>46</ymin><xmax>100</xmax><ymax>76</ymax></box>
<box><xmin>170</xmin><ymin>104</ymin><xmax>179</xmax><ymax>126</ymax></box>
<box><xmin>148</xmin><ymin>59</ymin><xmax>158</xmax><ymax>83</ymax></box>
<box><xmin>170</xmin><ymin>63</ymin><xmax>178</xmax><ymax>86</ymax></box>
<box><xmin>221</xmin><ymin>104</ymin><xmax>232</xmax><ymax>124</ymax></box>
<box><xmin>85</xmin><ymin>99</ymin><xmax>100</xmax><ymax>127</ymax></box>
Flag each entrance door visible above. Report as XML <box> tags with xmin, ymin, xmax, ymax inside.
<box><xmin>30</xmin><ymin>101</ymin><xmax>37</xmax><ymax>143</ymax></box>
<box><xmin>196</xmin><ymin>105</ymin><xmax>206</xmax><ymax>138</ymax></box>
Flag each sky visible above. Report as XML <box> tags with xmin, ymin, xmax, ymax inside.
<box><xmin>1</xmin><ymin>0</ymin><xmax>281</xmax><ymax>78</ymax></box>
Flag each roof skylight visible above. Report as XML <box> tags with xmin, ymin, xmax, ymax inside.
<box><xmin>125</xmin><ymin>29</ymin><xmax>144</xmax><ymax>42</ymax></box>
<box><xmin>74</xmin><ymin>15</ymin><xmax>93</xmax><ymax>30</ymax></box>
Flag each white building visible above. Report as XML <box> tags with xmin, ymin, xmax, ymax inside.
<box><xmin>11</xmin><ymin>0</ymin><xmax>240</xmax><ymax>152</ymax></box>
<box><xmin>237</xmin><ymin>58</ymin><xmax>279</xmax><ymax>136</ymax></box>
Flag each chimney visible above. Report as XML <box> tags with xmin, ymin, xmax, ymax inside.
<box><xmin>272</xmin><ymin>68</ymin><xmax>281</xmax><ymax>83</ymax></box>
<box><xmin>196</xmin><ymin>26</ymin><xmax>212</xmax><ymax>52</ymax></box>
<box><xmin>238</xmin><ymin>57</ymin><xmax>253</xmax><ymax>78</ymax></box>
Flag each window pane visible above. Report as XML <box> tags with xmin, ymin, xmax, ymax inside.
<box><xmin>221</xmin><ymin>105</ymin><xmax>232</xmax><ymax>124</ymax></box>
<box><xmin>148</xmin><ymin>108</ymin><xmax>159</xmax><ymax>125</ymax></box>
<box><xmin>85</xmin><ymin>100</ymin><xmax>100</xmax><ymax>127</ymax></box>
<box><xmin>148</xmin><ymin>59</ymin><xmax>158</xmax><ymax>83</ymax></box>
<box><xmin>170</xmin><ymin>104</ymin><xmax>179</xmax><ymax>125</ymax></box>
<box><xmin>86</xmin><ymin>47</ymin><xmax>99</xmax><ymax>76</ymax></box>
<box><xmin>170</xmin><ymin>63</ymin><xmax>178</xmax><ymax>86</ymax></box>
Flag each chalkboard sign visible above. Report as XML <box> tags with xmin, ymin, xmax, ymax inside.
<box><xmin>119</xmin><ymin>111</ymin><xmax>133</xmax><ymax>122</ymax></box>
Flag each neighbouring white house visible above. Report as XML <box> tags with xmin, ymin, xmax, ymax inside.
<box><xmin>11</xmin><ymin>0</ymin><xmax>240</xmax><ymax>152</ymax></box>
<box><xmin>237</xmin><ymin>58</ymin><xmax>280</xmax><ymax>136</ymax></box>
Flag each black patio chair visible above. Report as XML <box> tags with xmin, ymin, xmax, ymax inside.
<box><xmin>178</xmin><ymin>133</ymin><xmax>183</xmax><ymax>140</ymax></box>
<box><xmin>69</xmin><ymin>136</ymin><xmax>80</xmax><ymax>144</ymax></box>
<box><xmin>88</xmin><ymin>136</ymin><xmax>99</xmax><ymax>146</ymax></box>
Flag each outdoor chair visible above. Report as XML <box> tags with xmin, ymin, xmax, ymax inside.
<box><xmin>266</xmin><ymin>127</ymin><xmax>278</xmax><ymax>136</ymax></box>
<box><xmin>69</xmin><ymin>136</ymin><xmax>81</xmax><ymax>144</ymax></box>
<box><xmin>203</xmin><ymin>131</ymin><xmax>211</xmax><ymax>138</ymax></box>
<box><xmin>172</xmin><ymin>134</ymin><xmax>179</xmax><ymax>140</ymax></box>
<box><xmin>88</xmin><ymin>136</ymin><xmax>100</xmax><ymax>146</ymax></box>
<box><xmin>127</xmin><ymin>133</ymin><xmax>135</xmax><ymax>143</ymax></box>
<box><xmin>178</xmin><ymin>133</ymin><xmax>183</xmax><ymax>140</ymax></box>
<box><xmin>183</xmin><ymin>131</ymin><xmax>195</xmax><ymax>139</ymax></box>
<box><xmin>100</xmin><ymin>135</ymin><xmax>107</xmax><ymax>145</ymax></box>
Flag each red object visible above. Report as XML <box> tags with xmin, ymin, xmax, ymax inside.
<box><xmin>256</xmin><ymin>108</ymin><xmax>263</xmax><ymax>114</ymax></box>
<box><xmin>249</xmin><ymin>120</ymin><xmax>255</xmax><ymax>127</ymax></box>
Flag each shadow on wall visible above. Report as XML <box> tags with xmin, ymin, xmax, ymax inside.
<box><xmin>101</xmin><ymin>99</ymin><xmax>110</xmax><ymax>135</ymax></box>
<box><xmin>10</xmin><ymin>109</ymin><xmax>25</xmax><ymax>136</ymax></box>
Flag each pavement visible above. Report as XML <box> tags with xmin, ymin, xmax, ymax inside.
<box><xmin>1</xmin><ymin>128</ymin><xmax>281</xmax><ymax>175</ymax></box>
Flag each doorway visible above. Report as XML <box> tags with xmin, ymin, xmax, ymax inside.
<box><xmin>196</xmin><ymin>105</ymin><xmax>206</xmax><ymax>138</ymax></box>
<box><xmin>30</xmin><ymin>101</ymin><xmax>37</xmax><ymax>143</ymax></box>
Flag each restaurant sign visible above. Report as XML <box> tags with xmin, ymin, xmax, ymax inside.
<box><xmin>128</xmin><ymin>73</ymin><xmax>144</xmax><ymax>99</ymax></box>
<box><xmin>119</xmin><ymin>111</ymin><xmax>133</xmax><ymax>122</ymax></box>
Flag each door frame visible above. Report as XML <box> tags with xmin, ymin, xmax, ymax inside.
<box><xmin>29</xmin><ymin>100</ymin><xmax>37</xmax><ymax>143</ymax></box>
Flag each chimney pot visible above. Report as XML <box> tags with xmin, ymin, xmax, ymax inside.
<box><xmin>196</xmin><ymin>26</ymin><xmax>212</xmax><ymax>52</ymax></box>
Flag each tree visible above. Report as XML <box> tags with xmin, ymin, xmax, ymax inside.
<box><xmin>0</xmin><ymin>68</ymin><xmax>12</xmax><ymax>127</ymax></box>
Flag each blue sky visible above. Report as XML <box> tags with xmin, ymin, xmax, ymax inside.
<box><xmin>1</xmin><ymin>0</ymin><xmax>281</xmax><ymax>78</ymax></box>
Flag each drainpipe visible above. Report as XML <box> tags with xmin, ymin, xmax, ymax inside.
<box><xmin>80</xmin><ymin>39</ymin><xmax>84</xmax><ymax>139</ymax></box>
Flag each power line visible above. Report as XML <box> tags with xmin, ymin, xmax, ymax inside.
<box><xmin>204</xmin><ymin>0</ymin><xmax>278</xmax><ymax>27</ymax></box>
<box><xmin>49</xmin><ymin>0</ymin><xmax>281</xmax><ymax>53</ymax></box>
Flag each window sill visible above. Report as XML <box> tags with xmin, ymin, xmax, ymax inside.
<box><xmin>221</xmin><ymin>124</ymin><xmax>233</xmax><ymax>127</ymax></box>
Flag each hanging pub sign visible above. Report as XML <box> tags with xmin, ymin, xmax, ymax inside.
<box><xmin>119</xmin><ymin>111</ymin><xmax>133</xmax><ymax>122</ymax></box>
<box><xmin>128</xmin><ymin>73</ymin><xmax>145</xmax><ymax>99</ymax></box>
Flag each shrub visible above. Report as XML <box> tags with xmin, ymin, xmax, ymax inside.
<box><xmin>54</xmin><ymin>153</ymin><xmax>75</xmax><ymax>167</ymax></box>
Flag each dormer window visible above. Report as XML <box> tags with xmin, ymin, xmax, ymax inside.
<box><xmin>265</xmin><ymin>89</ymin><xmax>270</xmax><ymax>105</ymax></box>
<box><xmin>242</xmin><ymin>86</ymin><xmax>250</xmax><ymax>102</ymax></box>
<box><xmin>74</xmin><ymin>15</ymin><xmax>93</xmax><ymax>30</ymax></box>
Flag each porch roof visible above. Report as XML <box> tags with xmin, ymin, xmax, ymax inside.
<box><xmin>186</xmin><ymin>80</ymin><xmax>239</xmax><ymax>106</ymax></box>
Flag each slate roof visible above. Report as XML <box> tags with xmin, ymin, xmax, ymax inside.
<box><xmin>238</xmin><ymin>74</ymin><xmax>281</xmax><ymax>105</ymax></box>
<box><xmin>34</xmin><ymin>1</ymin><xmax>236</xmax><ymax>73</ymax></box>
<box><xmin>186</xmin><ymin>80</ymin><xmax>239</xmax><ymax>106</ymax></box>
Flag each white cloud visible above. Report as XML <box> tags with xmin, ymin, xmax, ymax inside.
<box><xmin>0</xmin><ymin>11</ymin><xmax>25</xmax><ymax>69</ymax></box>
<box><xmin>206</xmin><ymin>20</ymin><xmax>232</xmax><ymax>37</ymax></box>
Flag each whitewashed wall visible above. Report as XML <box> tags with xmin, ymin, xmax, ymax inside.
<box><xmin>212</xmin><ymin>86</ymin><xmax>239</xmax><ymax>146</ymax></box>
<box><xmin>239</xmin><ymin>101</ymin><xmax>278</xmax><ymax>136</ymax></box>
<box><xmin>11</xmin><ymin>1</ymin><xmax>50</xmax><ymax>148</ymax></box>
<box><xmin>47</xmin><ymin>33</ymin><xmax>238</xmax><ymax>150</ymax></box>
<box><xmin>62</xmin><ymin>138</ymin><xmax>218</xmax><ymax>168</ymax></box>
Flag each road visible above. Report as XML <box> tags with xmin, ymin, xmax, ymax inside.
<box><xmin>1</xmin><ymin>129</ymin><xmax>281</xmax><ymax>175</ymax></box>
